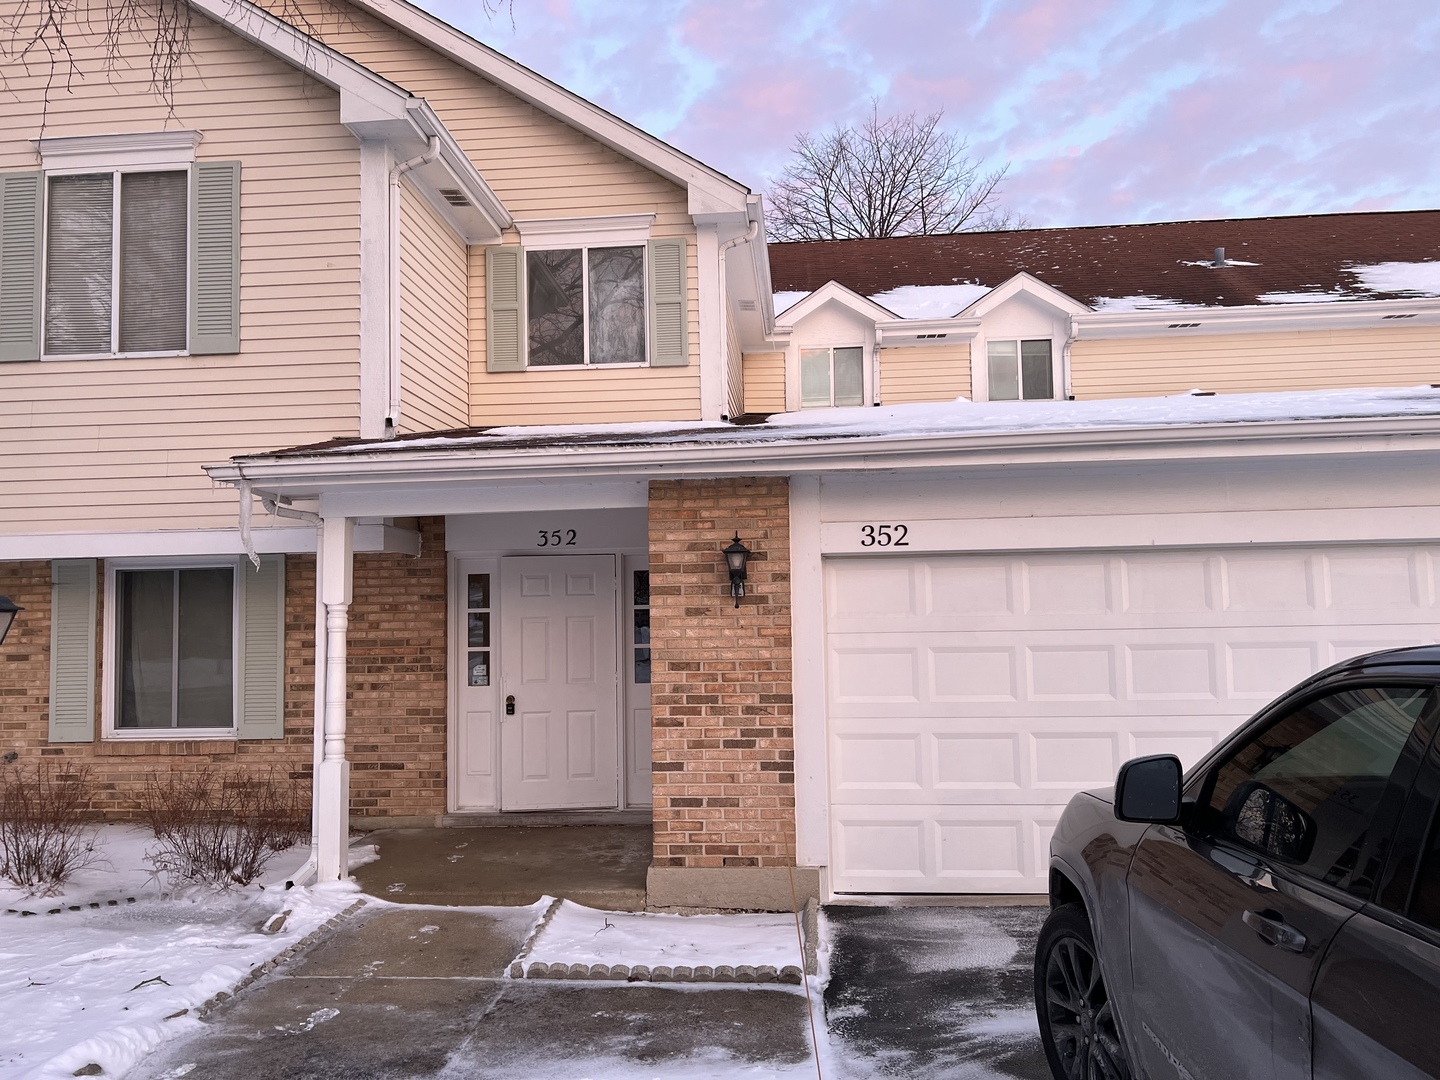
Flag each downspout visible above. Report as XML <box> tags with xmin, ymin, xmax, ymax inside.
<box><xmin>386</xmin><ymin>137</ymin><xmax>441</xmax><ymax>439</ymax></box>
<box><xmin>717</xmin><ymin>219</ymin><xmax>760</xmax><ymax>419</ymax></box>
<box><xmin>1064</xmin><ymin>314</ymin><xmax>1077</xmax><ymax>400</ymax></box>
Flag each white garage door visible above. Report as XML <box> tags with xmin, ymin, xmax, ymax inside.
<box><xmin>824</xmin><ymin>544</ymin><xmax>1440</xmax><ymax>894</ymax></box>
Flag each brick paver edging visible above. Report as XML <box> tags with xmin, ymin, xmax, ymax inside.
<box><xmin>511</xmin><ymin>960</ymin><xmax>805</xmax><ymax>985</ymax></box>
<box><xmin>190</xmin><ymin>898</ymin><xmax>368</xmax><ymax>1019</ymax></box>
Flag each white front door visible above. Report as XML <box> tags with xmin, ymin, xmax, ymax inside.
<box><xmin>499</xmin><ymin>555</ymin><xmax>620</xmax><ymax>810</ymax></box>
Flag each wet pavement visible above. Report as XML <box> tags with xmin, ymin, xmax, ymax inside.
<box><xmin>823</xmin><ymin>905</ymin><xmax>1050</xmax><ymax>1079</ymax></box>
<box><xmin>131</xmin><ymin>902</ymin><xmax>1051</xmax><ymax>1080</ymax></box>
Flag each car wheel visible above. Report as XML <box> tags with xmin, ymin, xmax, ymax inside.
<box><xmin>1034</xmin><ymin>902</ymin><xmax>1132</xmax><ymax>1080</ymax></box>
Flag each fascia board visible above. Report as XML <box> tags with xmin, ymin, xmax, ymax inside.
<box><xmin>876</xmin><ymin>317</ymin><xmax>981</xmax><ymax>343</ymax></box>
<box><xmin>962</xmin><ymin>271</ymin><xmax>1088</xmax><ymax>318</ymax></box>
<box><xmin>206</xmin><ymin>415</ymin><xmax>1440</xmax><ymax>494</ymax></box>
<box><xmin>406</xmin><ymin>100</ymin><xmax>512</xmax><ymax>238</ymax></box>
<box><xmin>779</xmin><ymin>281</ymin><xmax>895</xmax><ymax>328</ymax></box>
<box><xmin>343</xmin><ymin>0</ymin><xmax>752</xmax><ymax>215</ymax></box>
<box><xmin>1075</xmin><ymin>296</ymin><xmax>1440</xmax><ymax>340</ymax></box>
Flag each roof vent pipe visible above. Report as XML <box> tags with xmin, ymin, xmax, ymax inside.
<box><xmin>1213</xmin><ymin>247</ymin><xmax>1226</xmax><ymax>267</ymax></box>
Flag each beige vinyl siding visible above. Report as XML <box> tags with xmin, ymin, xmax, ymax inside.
<box><xmin>878</xmin><ymin>344</ymin><xmax>971</xmax><ymax>404</ymax></box>
<box><xmin>726</xmin><ymin>308</ymin><xmax>743</xmax><ymax>418</ymax></box>
<box><xmin>466</xmin><ymin>245</ymin><xmax>701</xmax><ymax>424</ymax></box>
<box><xmin>0</xmin><ymin>5</ymin><xmax>361</xmax><ymax>535</ymax></box>
<box><xmin>1071</xmin><ymin>325</ymin><xmax>1440</xmax><ymax>399</ymax></box>
<box><xmin>276</xmin><ymin>0</ymin><xmax>702</xmax><ymax>425</ymax></box>
<box><xmin>742</xmin><ymin>352</ymin><xmax>786</xmax><ymax>414</ymax></box>
<box><xmin>399</xmin><ymin>182</ymin><xmax>469</xmax><ymax>433</ymax></box>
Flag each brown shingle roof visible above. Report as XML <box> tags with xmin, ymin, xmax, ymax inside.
<box><xmin>767</xmin><ymin>209</ymin><xmax>1440</xmax><ymax>308</ymax></box>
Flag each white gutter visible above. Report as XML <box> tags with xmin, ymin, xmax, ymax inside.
<box><xmin>205</xmin><ymin>414</ymin><xmax>1440</xmax><ymax>493</ymax></box>
<box><xmin>1075</xmin><ymin>296</ymin><xmax>1440</xmax><ymax>339</ymax></box>
<box><xmin>387</xmin><ymin>137</ymin><xmax>442</xmax><ymax>437</ymax></box>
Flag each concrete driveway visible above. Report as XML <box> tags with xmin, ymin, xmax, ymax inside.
<box><xmin>131</xmin><ymin>902</ymin><xmax>1051</xmax><ymax>1080</ymax></box>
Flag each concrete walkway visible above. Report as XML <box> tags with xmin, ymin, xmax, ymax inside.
<box><xmin>351</xmin><ymin>825</ymin><xmax>651</xmax><ymax>910</ymax></box>
<box><xmin>131</xmin><ymin>905</ymin><xmax>815</xmax><ymax>1080</ymax></box>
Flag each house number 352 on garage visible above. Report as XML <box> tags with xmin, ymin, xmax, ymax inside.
<box><xmin>859</xmin><ymin>524</ymin><xmax>910</xmax><ymax>547</ymax></box>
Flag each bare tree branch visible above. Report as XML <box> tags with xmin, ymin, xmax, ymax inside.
<box><xmin>767</xmin><ymin>102</ymin><xmax>1026</xmax><ymax>241</ymax></box>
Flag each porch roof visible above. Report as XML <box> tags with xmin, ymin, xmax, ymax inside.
<box><xmin>207</xmin><ymin>387</ymin><xmax>1440</xmax><ymax>499</ymax></box>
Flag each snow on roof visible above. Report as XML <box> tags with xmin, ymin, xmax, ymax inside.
<box><xmin>868</xmin><ymin>283</ymin><xmax>991</xmax><ymax>319</ymax></box>
<box><xmin>1088</xmin><ymin>295</ymin><xmax>1201</xmax><ymax>312</ymax></box>
<box><xmin>1350</xmin><ymin>261</ymin><xmax>1440</xmax><ymax>296</ymax></box>
<box><xmin>773</xmin><ymin>291</ymin><xmax>807</xmax><ymax>317</ymax></box>
<box><xmin>271</xmin><ymin>385</ymin><xmax>1440</xmax><ymax>459</ymax></box>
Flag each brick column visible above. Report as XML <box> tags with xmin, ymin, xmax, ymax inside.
<box><xmin>647</xmin><ymin>478</ymin><xmax>815</xmax><ymax>910</ymax></box>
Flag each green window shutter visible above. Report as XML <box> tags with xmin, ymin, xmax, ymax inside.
<box><xmin>49</xmin><ymin>560</ymin><xmax>96</xmax><ymax>743</ymax></box>
<box><xmin>189</xmin><ymin>161</ymin><xmax>240</xmax><ymax>355</ymax></box>
<box><xmin>486</xmin><ymin>244</ymin><xmax>524</xmax><ymax>372</ymax></box>
<box><xmin>648</xmin><ymin>237</ymin><xmax>688</xmax><ymax>367</ymax></box>
<box><xmin>0</xmin><ymin>171</ymin><xmax>43</xmax><ymax>363</ymax></box>
<box><xmin>237</xmin><ymin>554</ymin><xmax>285</xmax><ymax>740</ymax></box>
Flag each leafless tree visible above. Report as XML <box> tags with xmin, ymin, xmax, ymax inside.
<box><xmin>767</xmin><ymin>103</ymin><xmax>1024</xmax><ymax>242</ymax></box>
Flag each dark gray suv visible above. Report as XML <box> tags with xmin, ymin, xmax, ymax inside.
<box><xmin>1036</xmin><ymin>646</ymin><xmax>1440</xmax><ymax>1080</ymax></box>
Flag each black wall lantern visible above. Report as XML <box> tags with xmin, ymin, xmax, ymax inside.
<box><xmin>723</xmin><ymin>534</ymin><xmax>751</xmax><ymax>608</ymax></box>
<box><xmin>0</xmin><ymin>596</ymin><xmax>21</xmax><ymax>647</ymax></box>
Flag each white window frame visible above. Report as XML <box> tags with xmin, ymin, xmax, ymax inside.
<box><xmin>100</xmin><ymin>556</ymin><xmax>242</xmax><ymax>740</ymax></box>
<box><xmin>982</xmin><ymin>336</ymin><xmax>1059</xmax><ymax>402</ymax></box>
<box><xmin>799</xmin><ymin>344</ymin><xmax>867</xmax><ymax>409</ymax></box>
<box><xmin>39</xmin><ymin>164</ymin><xmax>193</xmax><ymax>362</ymax></box>
<box><xmin>523</xmin><ymin>242</ymin><xmax>651</xmax><ymax>369</ymax></box>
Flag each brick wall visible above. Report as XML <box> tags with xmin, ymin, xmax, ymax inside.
<box><xmin>0</xmin><ymin>517</ymin><xmax>448</xmax><ymax>821</ymax></box>
<box><xmin>648</xmin><ymin>478</ymin><xmax>795</xmax><ymax>869</ymax></box>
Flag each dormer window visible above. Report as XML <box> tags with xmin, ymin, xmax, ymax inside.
<box><xmin>987</xmin><ymin>339</ymin><xmax>1054</xmax><ymax>401</ymax></box>
<box><xmin>801</xmin><ymin>346</ymin><xmax>864</xmax><ymax>408</ymax></box>
<box><xmin>527</xmin><ymin>245</ymin><xmax>646</xmax><ymax>366</ymax></box>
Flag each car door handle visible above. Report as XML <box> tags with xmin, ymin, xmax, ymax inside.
<box><xmin>1242</xmin><ymin>909</ymin><xmax>1307</xmax><ymax>953</ymax></box>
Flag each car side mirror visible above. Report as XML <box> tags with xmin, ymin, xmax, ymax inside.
<box><xmin>1115</xmin><ymin>755</ymin><xmax>1183</xmax><ymax>824</ymax></box>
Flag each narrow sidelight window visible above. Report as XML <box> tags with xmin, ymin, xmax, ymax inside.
<box><xmin>45</xmin><ymin>169</ymin><xmax>188</xmax><ymax>357</ymax></box>
<box><xmin>527</xmin><ymin>245</ymin><xmax>646</xmax><ymax>366</ymax></box>
<box><xmin>987</xmin><ymin>339</ymin><xmax>1054</xmax><ymax>401</ymax></box>
<box><xmin>116</xmin><ymin>566</ymin><xmax>234</xmax><ymax>729</ymax></box>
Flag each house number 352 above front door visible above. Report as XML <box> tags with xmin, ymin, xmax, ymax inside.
<box><xmin>537</xmin><ymin>529</ymin><xmax>578</xmax><ymax>547</ymax></box>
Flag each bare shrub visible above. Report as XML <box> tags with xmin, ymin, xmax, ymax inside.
<box><xmin>0</xmin><ymin>762</ymin><xmax>98</xmax><ymax>895</ymax></box>
<box><xmin>142</xmin><ymin>767</ymin><xmax>309</xmax><ymax>887</ymax></box>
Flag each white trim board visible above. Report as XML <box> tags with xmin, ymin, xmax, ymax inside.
<box><xmin>0</xmin><ymin>523</ymin><xmax>417</xmax><ymax>561</ymax></box>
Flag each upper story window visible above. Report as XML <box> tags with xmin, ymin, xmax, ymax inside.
<box><xmin>46</xmin><ymin>170</ymin><xmax>188</xmax><ymax>357</ymax></box>
<box><xmin>0</xmin><ymin>131</ymin><xmax>240</xmax><ymax>364</ymax></box>
<box><xmin>527</xmin><ymin>245</ymin><xmax>646</xmax><ymax>366</ymax></box>
<box><xmin>987</xmin><ymin>339</ymin><xmax>1054</xmax><ymax>400</ymax></box>
<box><xmin>801</xmin><ymin>346</ymin><xmax>864</xmax><ymax>408</ymax></box>
<box><xmin>485</xmin><ymin>216</ymin><xmax>688</xmax><ymax>374</ymax></box>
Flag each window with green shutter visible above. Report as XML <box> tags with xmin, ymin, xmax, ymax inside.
<box><xmin>0</xmin><ymin>160</ymin><xmax>240</xmax><ymax>362</ymax></box>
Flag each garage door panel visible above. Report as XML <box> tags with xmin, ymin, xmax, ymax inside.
<box><xmin>825</xmin><ymin>545</ymin><xmax>1440</xmax><ymax>893</ymax></box>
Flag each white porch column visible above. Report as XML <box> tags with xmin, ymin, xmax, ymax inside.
<box><xmin>315</xmin><ymin>516</ymin><xmax>355</xmax><ymax>882</ymax></box>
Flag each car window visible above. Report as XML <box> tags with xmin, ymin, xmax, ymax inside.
<box><xmin>1204</xmin><ymin>686</ymin><xmax>1432</xmax><ymax>887</ymax></box>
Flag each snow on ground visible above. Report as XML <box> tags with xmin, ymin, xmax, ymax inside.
<box><xmin>523</xmin><ymin>900</ymin><xmax>806</xmax><ymax>973</ymax></box>
<box><xmin>868</xmin><ymin>283</ymin><xmax>991</xmax><ymax>319</ymax></box>
<box><xmin>0</xmin><ymin>826</ymin><xmax>367</xmax><ymax>1080</ymax></box>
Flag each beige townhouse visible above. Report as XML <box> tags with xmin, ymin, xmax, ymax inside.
<box><xmin>4</xmin><ymin>0</ymin><xmax>1440</xmax><ymax>908</ymax></box>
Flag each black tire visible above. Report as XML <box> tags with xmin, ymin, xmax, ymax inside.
<box><xmin>1034</xmin><ymin>903</ymin><xmax>1133</xmax><ymax>1080</ymax></box>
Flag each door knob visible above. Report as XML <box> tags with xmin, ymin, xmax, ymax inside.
<box><xmin>1242</xmin><ymin>909</ymin><xmax>1307</xmax><ymax>953</ymax></box>
<box><xmin>505</xmin><ymin>695</ymin><xmax>515</xmax><ymax>716</ymax></box>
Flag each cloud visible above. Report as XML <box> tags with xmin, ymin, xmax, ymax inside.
<box><xmin>427</xmin><ymin>0</ymin><xmax>1440</xmax><ymax>226</ymax></box>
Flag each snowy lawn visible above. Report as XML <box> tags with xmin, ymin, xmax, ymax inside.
<box><xmin>0</xmin><ymin>826</ymin><xmax>371</xmax><ymax>1080</ymax></box>
<box><xmin>523</xmin><ymin>900</ymin><xmax>809</xmax><ymax>975</ymax></box>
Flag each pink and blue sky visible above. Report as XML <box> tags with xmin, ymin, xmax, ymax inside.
<box><xmin>423</xmin><ymin>0</ymin><xmax>1440</xmax><ymax>229</ymax></box>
